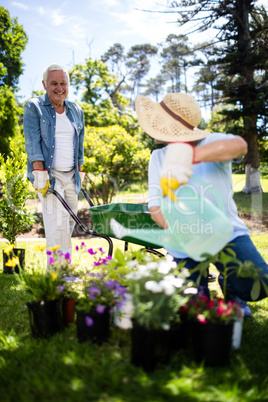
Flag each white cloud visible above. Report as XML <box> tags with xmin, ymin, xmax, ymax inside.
<box><xmin>12</xmin><ymin>2</ymin><xmax>28</xmax><ymax>10</ymax></box>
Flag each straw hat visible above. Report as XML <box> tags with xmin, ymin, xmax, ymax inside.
<box><xmin>135</xmin><ymin>93</ymin><xmax>210</xmax><ymax>143</ymax></box>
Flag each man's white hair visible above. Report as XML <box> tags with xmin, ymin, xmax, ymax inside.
<box><xmin>43</xmin><ymin>63</ymin><xmax>69</xmax><ymax>85</ymax></box>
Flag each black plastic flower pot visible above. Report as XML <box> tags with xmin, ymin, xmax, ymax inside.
<box><xmin>3</xmin><ymin>248</ymin><xmax>25</xmax><ymax>274</ymax></box>
<box><xmin>27</xmin><ymin>299</ymin><xmax>63</xmax><ymax>338</ymax></box>
<box><xmin>192</xmin><ymin>320</ymin><xmax>234</xmax><ymax>367</ymax></box>
<box><xmin>76</xmin><ymin>308</ymin><xmax>110</xmax><ymax>344</ymax></box>
<box><xmin>131</xmin><ymin>321</ymin><xmax>177</xmax><ymax>372</ymax></box>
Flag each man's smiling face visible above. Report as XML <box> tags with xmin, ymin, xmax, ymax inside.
<box><xmin>42</xmin><ymin>69</ymin><xmax>69</xmax><ymax>108</ymax></box>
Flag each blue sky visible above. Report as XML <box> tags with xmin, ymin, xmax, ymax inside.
<box><xmin>3</xmin><ymin>0</ymin><xmax>194</xmax><ymax>102</ymax></box>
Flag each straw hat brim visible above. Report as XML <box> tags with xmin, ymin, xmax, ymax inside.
<box><xmin>135</xmin><ymin>96</ymin><xmax>210</xmax><ymax>143</ymax></box>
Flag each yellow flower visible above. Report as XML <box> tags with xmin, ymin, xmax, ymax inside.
<box><xmin>51</xmin><ymin>272</ymin><xmax>58</xmax><ymax>281</ymax></box>
<box><xmin>3</xmin><ymin>244</ymin><xmax>15</xmax><ymax>255</ymax></box>
<box><xmin>50</xmin><ymin>245</ymin><xmax>60</xmax><ymax>252</ymax></box>
<box><xmin>5</xmin><ymin>256</ymin><xmax>19</xmax><ymax>268</ymax></box>
<box><xmin>34</xmin><ymin>245</ymin><xmax>46</xmax><ymax>251</ymax></box>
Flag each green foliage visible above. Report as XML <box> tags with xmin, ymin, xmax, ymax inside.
<box><xmin>207</xmin><ymin>104</ymin><xmax>245</xmax><ymax>135</ymax></box>
<box><xmin>79</xmin><ymin>98</ymin><xmax>138</xmax><ymax>134</ymax></box>
<box><xmin>0</xmin><ymin>85</ymin><xmax>22</xmax><ymax>156</ymax></box>
<box><xmin>0</xmin><ymin>140</ymin><xmax>35</xmax><ymax>244</ymax></box>
<box><xmin>192</xmin><ymin>248</ymin><xmax>268</xmax><ymax>301</ymax></box>
<box><xmin>18</xmin><ymin>269</ymin><xmax>62</xmax><ymax>302</ymax></box>
<box><xmin>0</xmin><ymin>7</ymin><xmax>28</xmax><ymax>88</ymax></box>
<box><xmin>69</xmin><ymin>58</ymin><xmax>120</xmax><ymax>106</ymax></box>
<box><xmin>83</xmin><ymin>125</ymin><xmax>151</xmax><ymax>204</ymax></box>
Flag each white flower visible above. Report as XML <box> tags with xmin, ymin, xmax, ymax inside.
<box><xmin>161</xmin><ymin>323</ymin><xmax>170</xmax><ymax>330</ymax></box>
<box><xmin>127</xmin><ymin>260</ymin><xmax>138</xmax><ymax>269</ymax></box>
<box><xmin>164</xmin><ymin>275</ymin><xmax>185</xmax><ymax>288</ymax></box>
<box><xmin>145</xmin><ymin>280</ymin><xmax>162</xmax><ymax>293</ymax></box>
<box><xmin>114</xmin><ymin>293</ymin><xmax>133</xmax><ymax>330</ymax></box>
<box><xmin>159</xmin><ymin>280</ymin><xmax>175</xmax><ymax>295</ymax></box>
<box><xmin>184</xmin><ymin>287</ymin><xmax>198</xmax><ymax>295</ymax></box>
<box><xmin>157</xmin><ymin>260</ymin><xmax>173</xmax><ymax>274</ymax></box>
<box><xmin>146</xmin><ymin>262</ymin><xmax>158</xmax><ymax>270</ymax></box>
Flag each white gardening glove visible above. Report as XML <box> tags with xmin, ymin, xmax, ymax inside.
<box><xmin>32</xmin><ymin>170</ymin><xmax>50</xmax><ymax>197</ymax></box>
<box><xmin>79</xmin><ymin>170</ymin><xmax>86</xmax><ymax>184</ymax></box>
<box><xmin>160</xmin><ymin>143</ymin><xmax>194</xmax><ymax>201</ymax></box>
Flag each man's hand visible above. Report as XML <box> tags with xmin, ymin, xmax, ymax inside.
<box><xmin>32</xmin><ymin>170</ymin><xmax>50</xmax><ymax>197</ymax></box>
<box><xmin>79</xmin><ymin>170</ymin><xmax>86</xmax><ymax>184</ymax></box>
<box><xmin>160</xmin><ymin>143</ymin><xmax>194</xmax><ymax>201</ymax></box>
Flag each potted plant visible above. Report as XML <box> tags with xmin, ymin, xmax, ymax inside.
<box><xmin>118</xmin><ymin>250</ymin><xmax>198</xmax><ymax>371</ymax></box>
<box><xmin>73</xmin><ymin>245</ymin><xmax>128</xmax><ymax>344</ymax></box>
<box><xmin>0</xmin><ymin>141</ymin><xmax>35</xmax><ymax>273</ymax></box>
<box><xmin>180</xmin><ymin>295</ymin><xmax>243</xmax><ymax>366</ymax></box>
<box><xmin>19</xmin><ymin>264</ymin><xmax>63</xmax><ymax>338</ymax></box>
<box><xmin>76</xmin><ymin>272</ymin><xmax>127</xmax><ymax>344</ymax></box>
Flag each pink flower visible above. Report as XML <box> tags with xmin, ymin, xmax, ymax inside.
<box><xmin>216</xmin><ymin>304</ymin><xmax>225</xmax><ymax>316</ymax></box>
<box><xmin>197</xmin><ymin>313</ymin><xmax>207</xmax><ymax>324</ymax></box>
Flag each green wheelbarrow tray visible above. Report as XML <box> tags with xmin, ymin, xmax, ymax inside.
<box><xmin>89</xmin><ymin>203</ymin><xmax>163</xmax><ymax>249</ymax></box>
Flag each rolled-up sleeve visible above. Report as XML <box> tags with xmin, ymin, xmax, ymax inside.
<box><xmin>23</xmin><ymin>101</ymin><xmax>44</xmax><ymax>163</ymax></box>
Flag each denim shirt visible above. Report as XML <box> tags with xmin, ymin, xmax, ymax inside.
<box><xmin>23</xmin><ymin>93</ymin><xmax>85</xmax><ymax>193</ymax></box>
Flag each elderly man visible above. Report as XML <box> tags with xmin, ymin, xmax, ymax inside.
<box><xmin>24</xmin><ymin>63</ymin><xmax>85</xmax><ymax>262</ymax></box>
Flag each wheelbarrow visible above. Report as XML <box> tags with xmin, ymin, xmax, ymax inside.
<box><xmin>47</xmin><ymin>187</ymin><xmax>165</xmax><ymax>258</ymax></box>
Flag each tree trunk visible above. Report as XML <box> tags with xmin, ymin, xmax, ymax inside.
<box><xmin>242</xmin><ymin>164</ymin><xmax>262</xmax><ymax>194</ymax></box>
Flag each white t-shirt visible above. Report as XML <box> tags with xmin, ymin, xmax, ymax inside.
<box><xmin>52</xmin><ymin>111</ymin><xmax>75</xmax><ymax>171</ymax></box>
<box><xmin>148</xmin><ymin>132</ymin><xmax>250</xmax><ymax>259</ymax></box>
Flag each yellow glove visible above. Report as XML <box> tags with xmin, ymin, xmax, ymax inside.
<box><xmin>32</xmin><ymin>170</ymin><xmax>50</xmax><ymax>197</ymax></box>
<box><xmin>160</xmin><ymin>143</ymin><xmax>194</xmax><ymax>201</ymax></box>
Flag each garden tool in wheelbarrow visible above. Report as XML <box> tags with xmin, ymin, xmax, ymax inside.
<box><xmin>110</xmin><ymin>176</ymin><xmax>233</xmax><ymax>262</ymax></box>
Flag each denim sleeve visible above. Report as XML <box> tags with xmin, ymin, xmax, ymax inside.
<box><xmin>23</xmin><ymin>102</ymin><xmax>45</xmax><ymax>163</ymax></box>
<box><xmin>78</xmin><ymin>108</ymin><xmax>85</xmax><ymax>165</ymax></box>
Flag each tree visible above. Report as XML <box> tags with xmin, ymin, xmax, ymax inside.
<box><xmin>0</xmin><ymin>86</ymin><xmax>22</xmax><ymax>157</ymax></box>
<box><xmin>83</xmin><ymin>125</ymin><xmax>151</xmax><ymax>204</ymax></box>
<box><xmin>142</xmin><ymin>75</ymin><xmax>166</xmax><ymax>101</ymax></box>
<box><xmin>0</xmin><ymin>7</ymin><xmax>28</xmax><ymax>88</ymax></box>
<box><xmin>0</xmin><ymin>7</ymin><xmax>28</xmax><ymax>156</ymax></box>
<box><xmin>126</xmin><ymin>44</ymin><xmax>158</xmax><ymax>100</ymax></box>
<box><xmin>159</xmin><ymin>34</ymin><xmax>194</xmax><ymax>93</ymax></box>
<box><xmin>168</xmin><ymin>0</ymin><xmax>268</xmax><ymax>193</ymax></box>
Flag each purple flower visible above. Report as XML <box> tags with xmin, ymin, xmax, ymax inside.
<box><xmin>88</xmin><ymin>248</ymin><xmax>97</xmax><ymax>255</ymax></box>
<box><xmin>96</xmin><ymin>305</ymin><xmax>106</xmax><ymax>314</ymax></box>
<box><xmin>99</xmin><ymin>247</ymin><xmax>103</xmax><ymax>253</ymax></box>
<box><xmin>104</xmin><ymin>279</ymin><xmax>117</xmax><ymax>288</ymax></box>
<box><xmin>46</xmin><ymin>251</ymin><xmax>52</xmax><ymax>256</ymax></box>
<box><xmin>64</xmin><ymin>252</ymin><xmax>71</xmax><ymax>262</ymax></box>
<box><xmin>49</xmin><ymin>257</ymin><xmax>55</xmax><ymax>265</ymax></box>
<box><xmin>57</xmin><ymin>285</ymin><xmax>65</xmax><ymax>292</ymax></box>
<box><xmin>87</xmin><ymin>287</ymin><xmax>101</xmax><ymax>295</ymax></box>
<box><xmin>81</xmin><ymin>242</ymin><xmax>86</xmax><ymax>247</ymax></box>
<box><xmin>85</xmin><ymin>316</ymin><xmax>94</xmax><ymax>326</ymax></box>
<box><xmin>65</xmin><ymin>275</ymin><xmax>77</xmax><ymax>282</ymax></box>
<box><xmin>75</xmin><ymin>245</ymin><xmax>79</xmax><ymax>251</ymax></box>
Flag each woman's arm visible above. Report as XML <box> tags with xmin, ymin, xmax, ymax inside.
<box><xmin>149</xmin><ymin>206</ymin><xmax>168</xmax><ymax>229</ymax></box>
<box><xmin>194</xmin><ymin>136</ymin><xmax>248</xmax><ymax>163</ymax></box>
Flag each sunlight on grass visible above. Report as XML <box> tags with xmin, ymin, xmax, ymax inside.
<box><xmin>233</xmin><ymin>174</ymin><xmax>268</xmax><ymax>192</ymax></box>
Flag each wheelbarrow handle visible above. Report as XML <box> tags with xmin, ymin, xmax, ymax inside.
<box><xmin>80</xmin><ymin>187</ymin><xmax>95</xmax><ymax>207</ymax></box>
<box><xmin>47</xmin><ymin>187</ymin><xmax>113</xmax><ymax>257</ymax></box>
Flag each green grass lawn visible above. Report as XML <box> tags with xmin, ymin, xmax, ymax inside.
<box><xmin>1</xmin><ymin>235</ymin><xmax>268</xmax><ymax>401</ymax></box>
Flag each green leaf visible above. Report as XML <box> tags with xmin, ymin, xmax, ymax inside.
<box><xmin>251</xmin><ymin>280</ymin><xmax>261</xmax><ymax>301</ymax></box>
